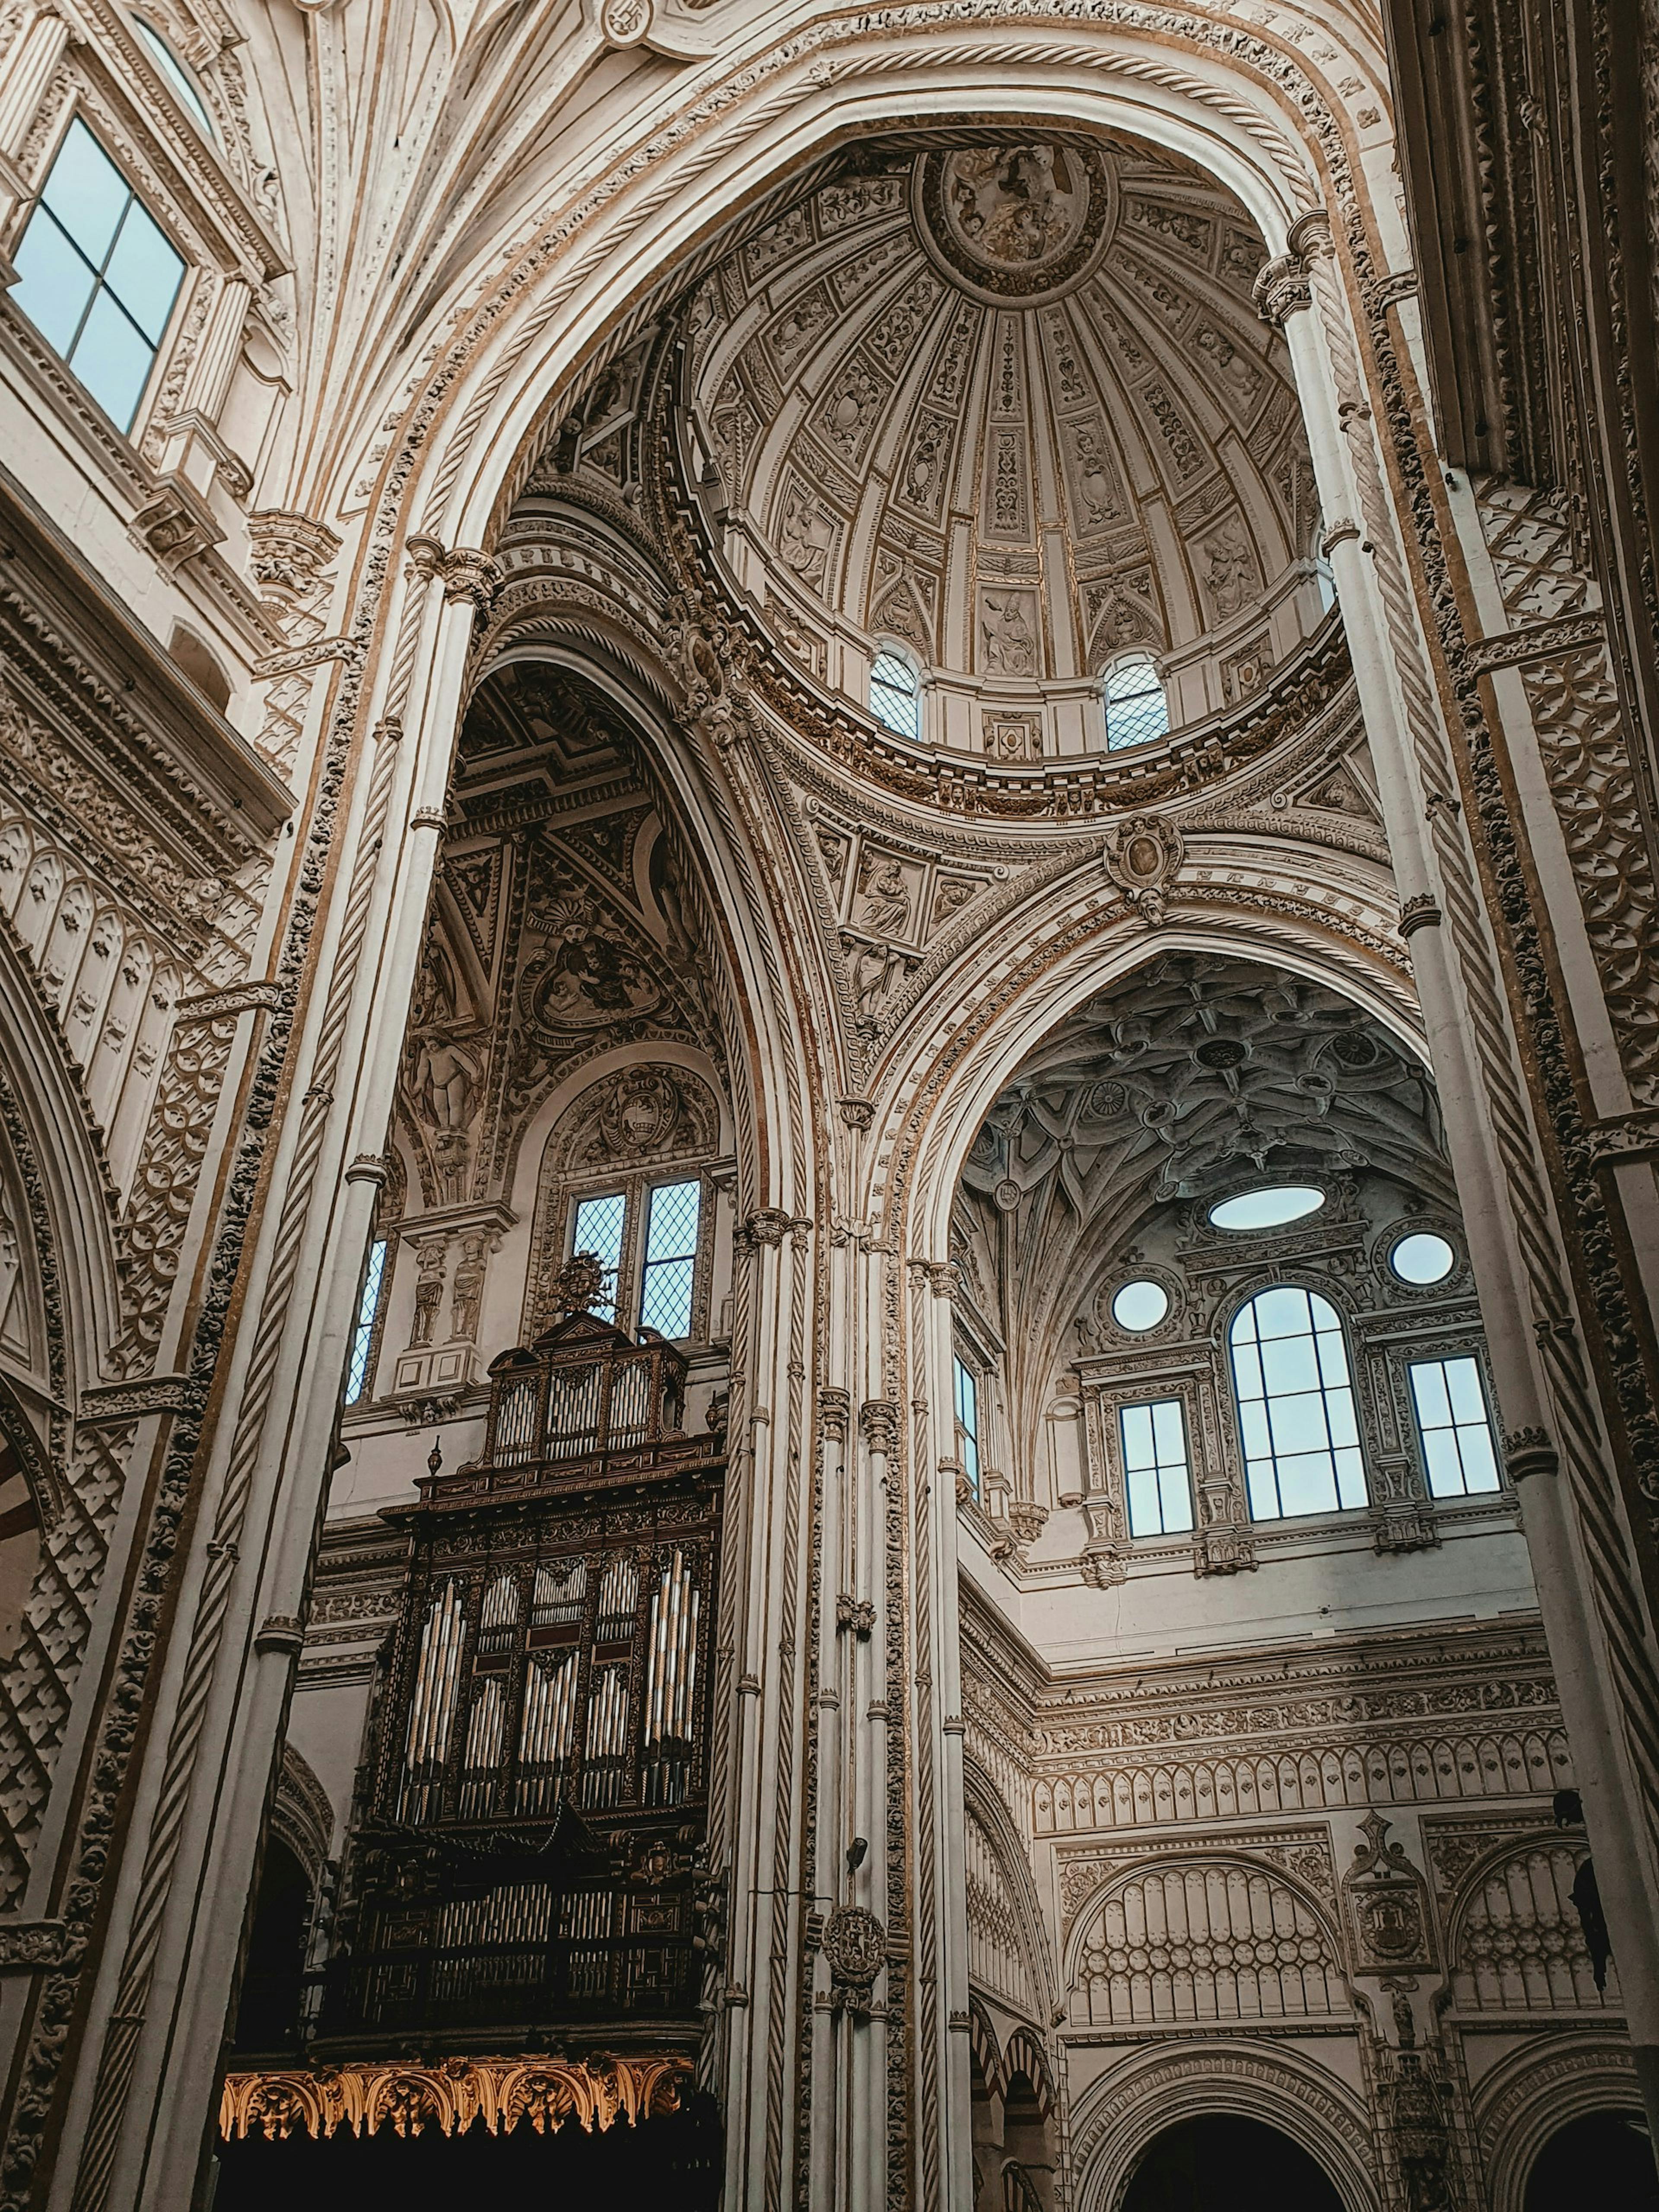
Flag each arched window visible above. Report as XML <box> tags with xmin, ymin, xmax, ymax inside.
<box><xmin>870</xmin><ymin>646</ymin><xmax>921</xmax><ymax>741</ymax></box>
<box><xmin>343</xmin><ymin>1237</ymin><xmax>389</xmax><ymax>1405</ymax></box>
<box><xmin>1102</xmin><ymin>653</ymin><xmax>1169</xmax><ymax>750</ymax></box>
<box><xmin>132</xmin><ymin>19</ymin><xmax>215</xmax><ymax>137</ymax></box>
<box><xmin>1229</xmin><ymin>1285</ymin><xmax>1367</xmax><ymax>1519</ymax></box>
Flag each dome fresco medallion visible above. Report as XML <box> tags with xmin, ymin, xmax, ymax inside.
<box><xmin>914</xmin><ymin>140</ymin><xmax>1116</xmax><ymax>303</ymax></box>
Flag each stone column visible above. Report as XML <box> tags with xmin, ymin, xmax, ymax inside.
<box><xmin>718</xmin><ymin>1205</ymin><xmax>811</xmax><ymax>2212</ymax></box>
<box><xmin>49</xmin><ymin>538</ymin><xmax>487</xmax><ymax>2212</ymax></box>
<box><xmin>1265</xmin><ymin>222</ymin><xmax>1659</xmax><ymax>2120</ymax></box>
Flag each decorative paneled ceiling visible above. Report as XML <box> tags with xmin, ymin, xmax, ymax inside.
<box><xmin>685</xmin><ymin>133</ymin><xmax>1323</xmax><ymax>692</ymax></box>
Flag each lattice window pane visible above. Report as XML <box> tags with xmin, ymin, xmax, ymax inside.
<box><xmin>639</xmin><ymin>1181</ymin><xmax>700</xmax><ymax>1338</ymax></box>
<box><xmin>1120</xmin><ymin>1397</ymin><xmax>1194</xmax><ymax>1537</ymax></box>
<box><xmin>953</xmin><ymin>1356</ymin><xmax>981</xmax><ymax>1497</ymax></box>
<box><xmin>344</xmin><ymin>1238</ymin><xmax>388</xmax><ymax>1405</ymax></box>
<box><xmin>1410</xmin><ymin>1355</ymin><xmax>1501</xmax><ymax>1497</ymax></box>
<box><xmin>571</xmin><ymin>1190</ymin><xmax>627</xmax><ymax>1317</ymax></box>
<box><xmin>870</xmin><ymin>648</ymin><xmax>921</xmax><ymax>742</ymax></box>
<box><xmin>1103</xmin><ymin>655</ymin><xmax>1170</xmax><ymax>750</ymax></box>
<box><xmin>12</xmin><ymin>120</ymin><xmax>184</xmax><ymax>432</ymax></box>
<box><xmin>1230</xmin><ymin>1287</ymin><xmax>1368</xmax><ymax>1519</ymax></box>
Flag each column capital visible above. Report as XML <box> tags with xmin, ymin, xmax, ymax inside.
<box><xmin>859</xmin><ymin>1399</ymin><xmax>902</xmax><ymax>1453</ymax></box>
<box><xmin>1253</xmin><ymin>252</ymin><xmax>1313</xmax><ymax>328</ymax></box>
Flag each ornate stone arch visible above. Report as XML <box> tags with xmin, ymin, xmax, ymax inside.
<box><xmin>964</xmin><ymin>1757</ymin><xmax>1058</xmax><ymax>2030</ymax></box>
<box><xmin>1068</xmin><ymin>2037</ymin><xmax>1380</xmax><ymax>2212</ymax></box>
<box><xmin>416</xmin><ymin>10</ymin><xmax>1380</xmax><ymax>557</ymax></box>
<box><xmin>1472</xmin><ymin>2031</ymin><xmax>1643</xmax><ymax>2212</ymax></box>
<box><xmin>1059</xmin><ymin>1846</ymin><xmax>1350</xmax><ymax>2030</ymax></box>
<box><xmin>1001</xmin><ymin>2025</ymin><xmax>1055</xmax><ymax>2122</ymax></box>
<box><xmin>270</xmin><ymin>1743</ymin><xmax>337</xmax><ymax>1890</ymax></box>
<box><xmin>966</xmin><ymin>1995</ymin><xmax>1004</xmax><ymax>2100</ymax></box>
<box><xmin>0</xmin><ymin>926</ymin><xmax>132</xmax><ymax>1906</ymax></box>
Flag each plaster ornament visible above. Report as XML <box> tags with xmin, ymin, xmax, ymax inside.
<box><xmin>856</xmin><ymin>855</ymin><xmax>911</xmax><ymax>939</ymax></box>
<box><xmin>1342</xmin><ymin>1812</ymin><xmax>1437</xmax><ymax>1974</ymax></box>
<box><xmin>915</xmin><ymin>142</ymin><xmax>1115</xmax><ymax>304</ymax></box>
<box><xmin>820</xmin><ymin>1905</ymin><xmax>886</xmax><ymax>2015</ymax></box>
<box><xmin>1103</xmin><ymin>814</ymin><xmax>1183</xmax><ymax>923</ymax></box>
<box><xmin>595</xmin><ymin>1067</ymin><xmax>683</xmax><ymax>1157</ymax></box>
<box><xmin>981</xmin><ymin>591</ymin><xmax>1036</xmax><ymax>676</ymax></box>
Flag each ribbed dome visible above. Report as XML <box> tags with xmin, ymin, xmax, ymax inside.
<box><xmin>684</xmin><ymin>131</ymin><xmax>1327</xmax><ymax>753</ymax></box>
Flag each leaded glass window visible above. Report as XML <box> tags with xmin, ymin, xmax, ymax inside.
<box><xmin>870</xmin><ymin>647</ymin><xmax>921</xmax><ymax>741</ymax></box>
<box><xmin>954</xmin><ymin>1355</ymin><xmax>982</xmax><ymax>1498</ymax></box>
<box><xmin>343</xmin><ymin>1238</ymin><xmax>388</xmax><ymax>1405</ymax></box>
<box><xmin>570</xmin><ymin>1190</ymin><xmax>627</xmax><ymax>1317</ymax></box>
<box><xmin>1409</xmin><ymin>1356</ymin><xmax>1501</xmax><ymax>1497</ymax></box>
<box><xmin>1229</xmin><ymin>1286</ymin><xmax>1367</xmax><ymax>1519</ymax></box>
<box><xmin>1102</xmin><ymin>654</ymin><xmax>1169</xmax><ymax>750</ymax></box>
<box><xmin>639</xmin><ymin>1180</ymin><xmax>701</xmax><ymax>1339</ymax></box>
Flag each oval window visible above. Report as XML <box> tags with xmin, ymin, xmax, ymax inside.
<box><xmin>1208</xmin><ymin>1186</ymin><xmax>1325</xmax><ymax>1232</ymax></box>
<box><xmin>1391</xmin><ymin>1231</ymin><xmax>1455</xmax><ymax>1285</ymax></box>
<box><xmin>1112</xmin><ymin>1280</ymin><xmax>1169</xmax><ymax>1332</ymax></box>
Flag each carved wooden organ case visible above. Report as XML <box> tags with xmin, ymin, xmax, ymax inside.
<box><xmin>326</xmin><ymin>1313</ymin><xmax>725</xmax><ymax>2050</ymax></box>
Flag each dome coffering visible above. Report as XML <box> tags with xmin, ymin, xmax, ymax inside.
<box><xmin>683</xmin><ymin>132</ymin><xmax>1328</xmax><ymax>758</ymax></box>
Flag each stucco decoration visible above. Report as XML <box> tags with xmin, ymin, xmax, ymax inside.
<box><xmin>683</xmin><ymin>133</ymin><xmax>1324</xmax><ymax>717</ymax></box>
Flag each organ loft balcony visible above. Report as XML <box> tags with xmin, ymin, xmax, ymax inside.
<box><xmin>299</xmin><ymin>1263</ymin><xmax>728</xmax><ymax>2061</ymax></box>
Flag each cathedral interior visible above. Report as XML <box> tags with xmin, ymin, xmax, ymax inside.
<box><xmin>0</xmin><ymin>5</ymin><xmax>1658</xmax><ymax>2210</ymax></box>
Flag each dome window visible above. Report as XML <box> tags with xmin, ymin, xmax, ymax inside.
<box><xmin>870</xmin><ymin>646</ymin><xmax>921</xmax><ymax>742</ymax></box>
<box><xmin>132</xmin><ymin>19</ymin><xmax>215</xmax><ymax>138</ymax></box>
<box><xmin>1111</xmin><ymin>1280</ymin><xmax>1169</xmax><ymax>1332</ymax></box>
<box><xmin>1102</xmin><ymin>654</ymin><xmax>1169</xmax><ymax>750</ymax></box>
<box><xmin>1208</xmin><ymin>1186</ymin><xmax>1325</xmax><ymax>1231</ymax></box>
<box><xmin>1390</xmin><ymin>1231</ymin><xmax>1456</xmax><ymax>1285</ymax></box>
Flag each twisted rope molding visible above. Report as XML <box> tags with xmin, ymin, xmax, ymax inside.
<box><xmin>1314</xmin><ymin>247</ymin><xmax>1659</xmax><ymax>1835</ymax></box>
<box><xmin>67</xmin><ymin>562</ymin><xmax>439</xmax><ymax>2212</ymax></box>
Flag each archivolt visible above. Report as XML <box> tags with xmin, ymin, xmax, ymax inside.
<box><xmin>362</xmin><ymin>2</ymin><xmax>1381</xmax><ymax>554</ymax></box>
<box><xmin>1068</xmin><ymin>2037</ymin><xmax>1380</xmax><ymax>2212</ymax></box>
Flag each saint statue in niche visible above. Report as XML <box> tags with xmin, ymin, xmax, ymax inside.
<box><xmin>857</xmin><ymin>856</ymin><xmax>911</xmax><ymax>939</ymax></box>
<box><xmin>982</xmin><ymin>592</ymin><xmax>1036</xmax><ymax>675</ymax></box>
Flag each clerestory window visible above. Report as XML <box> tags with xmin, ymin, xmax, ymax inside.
<box><xmin>953</xmin><ymin>1354</ymin><xmax>982</xmax><ymax>1499</ymax></box>
<box><xmin>132</xmin><ymin>19</ymin><xmax>215</xmax><ymax>138</ymax></box>
<box><xmin>1120</xmin><ymin>1398</ymin><xmax>1194</xmax><ymax>1537</ymax></box>
<box><xmin>1229</xmin><ymin>1285</ymin><xmax>1367</xmax><ymax>1519</ymax></box>
<box><xmin>11</xmin><ymin>119</ymin><xmax>185</xmax><ymax>433</ymax></box>
<box><xmin>568</xmin><ymin>1179</ymin><xmax>704</xmax><ymax>1340</ymax></box>
<box><xmin>343</xmin><ymin>1238</ymin><xmax>389</xmax><ymax>1406</ymax></box>
<box><xmin>1409</xmin><ymin>1356</ymin><xmax>1501</xmax><ymax>1497</ymax></box>
<box><xmin>1102</xmin><ymin>653</ymin><xmax>1170</xmax><ymax>750</ymax></box>
<box><xmin>870</xmin><ymin>646</ymin><xmax>922</xmax><ymax>742</ymax></box>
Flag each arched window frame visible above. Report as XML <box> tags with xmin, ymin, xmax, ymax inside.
<box><xmin>1101</xmin><ymin>652</ymin><xmax>1170</xmax><ymax>751</ymax></box>
<box><xmin>1225</xmin><ymin>1278</ymin><xmax>1370</xmax><ymax>1521</ymax></box>
<box><xmin>130</xmin><ymin>17</ymin><xmax>217</xmax><ymax>140</ymax></box>
<box><xmin>869</xmin><ymin>642</ymin><xmax>922</xmax><ymax>742</ymax></box>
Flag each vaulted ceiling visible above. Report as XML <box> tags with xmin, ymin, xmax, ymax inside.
<box><xmin>684</xmin><ymin>133</ymin><xmax>1323</xmax><ymax>691</ymax></box>
<box><xmin>953</xmin><ymin>953</ymin><xmax>1453</xmax><ymax>1407</ymax></box>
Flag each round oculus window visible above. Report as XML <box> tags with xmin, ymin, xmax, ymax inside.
<box><xmin>1390</xmin><ymin>1231</ymin><xmax>1455</xmax><ymax>1285</ymax></box>
<box><xmin>1208</xmin><ymin>1186</ymin><xmax>1326</xmax><ymax>1231</ymax></box>
<box><xmin>1111</xmin><ymin>1280</ymin><xmax>1169</xmax><ymax>1332</ymax></box>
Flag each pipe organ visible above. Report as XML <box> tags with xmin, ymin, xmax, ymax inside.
<box><xmin>323</xmin><ymin>1311</ymin><xmax>725</xmax><ymax>2051</ymax></box>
